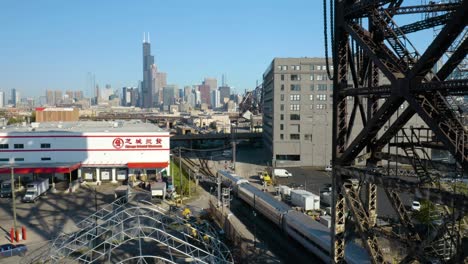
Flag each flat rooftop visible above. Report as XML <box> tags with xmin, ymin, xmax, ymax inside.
<box><xmin>0</xmin><ymin>120</ymin><xmax>167</xmax><ymax>133</ymax></box>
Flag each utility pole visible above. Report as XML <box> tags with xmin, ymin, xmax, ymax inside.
<box><xmin>11</xmin><ymin>167</ymin><xmax>18</xmax><ymax>235</ymax></box>
<box><xmin>232</xmin><ymin>123</ymin><xmax>236</xmax><ymax>172</ymax></box>
<box><xmin>179</xmin><ymin>147</ymin><xmax>182</xmax><ymax>197</ymax></box>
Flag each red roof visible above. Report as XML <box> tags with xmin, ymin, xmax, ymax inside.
<box><xmin>0</xmin><ymin>162</ymin><xmax>82</xmax><ymax>174</ymax></box>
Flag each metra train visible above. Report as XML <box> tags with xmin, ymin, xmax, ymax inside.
<box><xmin>217</xmin><ymin>170</ymin><xmax>370</xmax><ymax>264</ymax></box>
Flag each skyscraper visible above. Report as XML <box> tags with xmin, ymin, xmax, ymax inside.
<box><xmin>198</xmin><ymin>84</ymin><xmax>211</xmax><ymax>106</ymax></box>
<box><xmin>46</xmin><ymin>90</ymin><xmax>54</xmax><ymax>105</ymax></box>
<box><xmin>11</xmin><ymin>88</ymin><xmax>17</xmax><ymax>107</ymax></box>
<box><xmin>54</xmin><ymin>90</ymin><xmax>63</xmax><ymax>105</ymax></box>
<box><xmin>142</xmin><ymin>33</ymin><xmax>155</xmax><ymax>108</ymax></box>
<box><xmin>203</xmin><ymin>78</ymin><xmax>217</xmax><ymax>92</ymax></box>
<box><xmin>218</xmin><ymin>86</ymin><xmax>231</xmax><ymax>105</ymax></box>
<box><xmin>0</xmin><ymin>91</ymin><xmax>4</xmax><ymax>108</ymax></box>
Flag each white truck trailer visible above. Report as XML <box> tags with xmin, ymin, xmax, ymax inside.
<box><xmin>290</xmin><ymin>189</ymin><xmax>320</xmax><ymax>211</ymax></box>
<box><xmin>150</xmin><ymin>182</ymin><xmax>167</xmax><ymax>199</ymax></box>
<box><xmin>23</xmin><ymin>178</ymin><xmax>49</xmax><ymax>203</ymax></box>
<box><xmin>273</xmin><ymin>169</ymin><xmax>293</xmax><ymax>178</ymax></box>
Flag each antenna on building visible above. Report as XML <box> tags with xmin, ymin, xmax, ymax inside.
<box><xmin>148</xmin><ymin>32</ymin><xmax>150</xmax><ymax>43</ymax></box>
<box><xmin>222</xmin><ymin>74</ymin><xmax>225</xmax><ymax>86</ymax></box>
<box><xmin>143</xmin><ymin>32</ymin><xmax>146</xmax><ymax>43</ymax></box>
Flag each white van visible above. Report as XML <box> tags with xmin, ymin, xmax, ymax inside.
<box><xmin>273</xmin><ymin>169</ymin><xmax>293</xmax><ymax>178</ymax></box>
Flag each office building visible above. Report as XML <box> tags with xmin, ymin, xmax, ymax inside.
<box><xmin>198</xmin><ymin>84</ymin><xmax>211</xmax><ymax>106</ymax></box>
<box><xmin>263</xmin><ymin>58</ymin><xmax>335</xmax><ymax>167</ymax></box>
<box><xmin>211</xmin><ymin>90</ymin><xmax>221</xmax><ymax>109</ymax></box>
<box><xmin>0</xmin><ymin>92</ymin><xmax>4</xmax><ymax>108</ymax></box>
<box><xmin>218</xmin><ymin>86</ymin><xmax>230</xmax><ymax>105</ymax></box>
<box><xmin>263</xmin><ymin>57</ymin><xmax>426</xmax><ymax>167</ymax></box>
<box><xmin>54</xmin><ymin>90</ymin><xmax>63</xmax><ymax>105</ymax></box>
<box><xmin>141</xmin><ymin>33</ymin><xmax>166</xmax><ymax>108</ymax></box>
<box><xmin>11</xmin><ymin>88</ymin><xmax>19</xmax><ymax>107</ymax></box>
<box><xmin>46</xmin><ymin>90</ymin><xmax>55</xmax><ymax>105</ymax></box>
<box><xmin>203</xmin><ymin>78</ymin><xmax>217</xmax><ymax>92</ymax></box>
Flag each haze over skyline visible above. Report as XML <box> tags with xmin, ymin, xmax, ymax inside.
<box><xmin>0</xmin><ymin>0</ymin><xmax>328</xmax><ymax>97</ymax></box>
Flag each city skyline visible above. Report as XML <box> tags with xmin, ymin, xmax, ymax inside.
<box><xmin>0</xmin><ymin>0</ymin><xmax>345</xmax><ymax>98</ymax></box>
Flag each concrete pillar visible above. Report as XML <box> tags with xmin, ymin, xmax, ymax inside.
<box><xmin>111</xmin><ymin>168</ymin><xmax>117</xmax><ymax>184</ymax></box>
<box><xmin>95</xmin><ymin>168</ymin><xmax>101</xmax><ymax>185</ymax></box>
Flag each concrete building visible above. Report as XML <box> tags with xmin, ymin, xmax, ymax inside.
<box><xmin>218</xmin><ymin>86</ymin><xmax>230</xmax><ymax>105</ymax></box>
<box><xmin>263</xmin><ymin>58</ymin><xmax>336</xmax><ymax>167</ymax></box>
<box><xmin>198</xmin><ymin>84</ymin><xmax>211</xmax><ymax>107</ymax></box>
<box><xmin>35</xmin><ymin>107</ymin><xmax>80</xmax><ymax>122</ymax></box>
<box><xmin>0</xmin><ymin>121</ymin><xmax>170</xmax><ymax>185</ymax></box>
<box><xmin>11</xmin><ymin>88</ymin><xmax>19</xmax><ymax>107</ymax></box>
<box><xmin>162</xmin><ymin>86</ymin><xmax>176</xmax><ymax>110</ymax></box>
<box><xmin>211</xmin><ymin>90</ymin><xmax>221</xmax><ymax>109</ymax></box>
<box><xmin>54</xmin><ymin>90</ymin><xmax>63</xmax><ymax>105</ymax></box>
<box><xmin>46</xmin><ymin>90</ymin><xmax>55</xmax><ymax>105</ymax></box>
<box><xmin>263</xmin><ymin>57</ymin><xmax>427</xmax><ymax>167</ymax></box>
<box><xmin>0</xmin><ymin>91</ymin><xmax>4</xmax><ymax>108</ymax></box>
<box><xmin>203</xmin><ymin>77</ymin><xmax>217</xmax><ymax>92</ymax></box>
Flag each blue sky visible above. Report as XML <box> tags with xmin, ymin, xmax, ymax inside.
<box><xmin>0</xmin><ymin>0</ymin><xmax>433</xmax><ymax>98</ymax></box>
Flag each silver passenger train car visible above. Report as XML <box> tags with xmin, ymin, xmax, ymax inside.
<box><xmin>217</xmin><ymin>170</ymin><xmax>370</xmax><ymax>264</ymax></box>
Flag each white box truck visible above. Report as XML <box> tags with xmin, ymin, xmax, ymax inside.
<box><xmin>320</xmin><ymin>215</ymin><xmax>332</xmax><ymax>228</ymax></box>
<box><xmin>23</xmin><ymin>178</ymin><xmax>49</xmax><ymax>203</ymax></box>
<box><xmin>290</xmin><ymin>189</ymin><xmax>320</xmax><ymax>211</ymax></box>
<box><xmin>273</xmin><ymin>169</ymin><xmax>293</xmax><ymax>178</ymax></box>
<box><xmin>150</xmin><ymin>182</ymin><xmax>166</xmax><ymax>198</ymax></box>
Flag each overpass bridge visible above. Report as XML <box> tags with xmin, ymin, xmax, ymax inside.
<box><xmin>170</xmin><ymin>132</ymin><xmax>262</xmax><ymax>141</ymax></box>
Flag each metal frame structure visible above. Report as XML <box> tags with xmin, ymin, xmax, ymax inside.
<box><xmin>27</xmin><ymin>192</ymin><xmax>233</xmax><ymax>264</ymax></box>
<box><xmin>330</xmin><ymin>0</ymin><xmax>467</xmax><ymax>263</ymax></box>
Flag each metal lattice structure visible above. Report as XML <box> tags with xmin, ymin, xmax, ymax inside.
<box><xmin>27</xmin><ymin>192</ymin><xmax>233</xmax><ymax>264</ymax></box>
<box><xmin>329</xmin><ymin>0</ymin><xmax>468</xmax><ymax>263</ymax></box>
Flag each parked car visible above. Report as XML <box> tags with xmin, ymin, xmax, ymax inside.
<box><xmin>411</xmin><ymin>201</ymin><xmax>421</xmax><ymax>211</ymax></box>
<box><xmin>325</xmin><ymin>165</ymin><xmax>332</xmax><ymax>172</ymax></box>
<box><xmin>0</xmin><ymin>244</ymin><xmax>28</xmax><ymax>258</ymax></box>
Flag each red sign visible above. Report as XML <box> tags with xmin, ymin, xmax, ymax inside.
<box><xmin>112</xmin><ymin>137</ymin><xmax>163</xmax><ymax>149</ymax></box>
<box><xmin>112</xmin><ymin>138</ymin><xmax>124</xmax><ymax>149</ymax></box>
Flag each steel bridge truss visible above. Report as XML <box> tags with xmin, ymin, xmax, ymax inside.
<box><xmin>28</xmin><ymin>192</ymin><xmax>233</xmax><ymax>264</ymax></box>
<box><xmin>331</xmin><ymin>0</ymin><xmax>468</xmax><ymax>263</ymax></box>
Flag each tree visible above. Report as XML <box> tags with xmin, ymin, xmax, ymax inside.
<box><xmin>413</xmin><ymin>200</ymin><xmax>439</xmax><ymax>225</ymax></box>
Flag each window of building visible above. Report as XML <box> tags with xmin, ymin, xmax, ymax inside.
<box><xmin>282</xmin><ymin>65</ymin><xmax>288</xmax><ymax>71</ymax></box>
<box><xmin>277</xmin><ymin>65</ymin><xmax>282</xmax><ymax>70</ymax></box>
<box><xmin>281</xmin><ymin>84</ymin><xmax>284</xmax><ymax>91</ymax></box>
<box><xmin>329</xmin><ymin>84</ymin><xmax>334</xmax><ymax>90</ymax></box>
<box><xmin>309</xmin><ymin>104</ymin><xmax>315</xmax><ymax>110</ymax></box>
<box><xmin>276</xmin><ymin>154</ymin><xmax>301</xmax><ymax>161</ymax></box>
<box><xmin>41</xmin><ymin>157</ymin><xmax>51</xmax><ymax>161</ymax></box>
<box><xmin>290</xmin><ymin>114</ymin><xmax>301</xmax><ymax>120</ymax></box>
<box><xmin>40</xmin><ymin>143</ymin><xmax>51</xmax><ymax>149</ymax></box>
<box><xmin>316</xmin><ymin>65</ymin><xmax>321</xmax><ymax>70</ymax></box>
<box><xmin>309</xmin><ymin>74</ymin><xmax>314</xmax><ymax>81</ymax></box>
<box><xmin>316</xmin><ymin>104</ymin><xmax>327</xmax><ymax>109</ymax></box>
<box><xmin>290</xmin><ymin>134</ymin><xmax>300</xmax><ymax>140</ymax></box>
<box><xmin>14</xmin><ymin>158</ymin><xmax>24</xmax><ymax>161</ymax></box>
<box><xmin>309</xmin><ymin>64</ymin><xmax>314</xmax><ymax>70</ymax></box>
<box><xmin>280</xmin><ymin>124</ymin><xmax>284</xmax><ymax>130</ymax></box>
<box><xmin>281</xmin><ymin>74</ymin><xmax>285</xmax><ymax>81</ymax></box>
<box><xmin>317</xmin><ymin>94</ymin><xmax>327</xmax><ymax>101</ymax></box>
<box><xmin>280</xmin><ymin>104</ymin><xmax>284</xmax><ymax>111</ymax></box>
<box><xmin>309</xmin><ymin>95</ymin><xmax>314</xmax><ymax>101</ymax></box>
<box><xmin>310</xmin><ymin>84</ymin><xmax>314</xmax><ymax>91</ymax></box>
<box><xmin>280</xmin><ymin>134</ymin><xmax>284</xmax><ymax>140</ymax></box>
<box><xmin>292</xmin><ymin>65</ymin><xmax>301</xmax><ymax>70</ymax></box>
<box><xmin>316</xmin><ymin>74</ymin><xmax>323</xmax><ymax>81</ymax></box>
<box><xmin>0</xmin><ymin>144</ymin><xmax>8</xmax><ymax>149</ymax></box>
<box><xmin>291</xmin><ymin>124</ymin><xmax>300</xmax><ymax>133</ymax></box>
<box><xmin>14</xmin><ymin>144</ymin><xmax>24</xmax><ymax>149</ymax></box>
<box><xmin>318</xmin><ymin>84</ymin><xmax>327</xmax><ymax>91</ymax></box>
<box><xmin>290</xmin><ymin>94</ymin><xmax>300</xmax><ymax>101</ymax></box>
<box><xmin>291</xmin><ymin>74</ymin><xmax>300</xmax><ymax>81</ymax></box>
<box><xmin>280</xmin><ymin>94</ymin><xmax>285</xmax><ymax>101</ymax></box>
<box><xmin>290</xmin><ymin>84</ymin><xmax>301</xmax><ymax>91</ymax></box>
<box><xmin>290</xmin><ymin>104</ymin><xmax>300</xmax><ymax>111</ymax></box>
<box><xmin>0</xmin><ymin>158</ymin><xmax>9</xmax><ymax>162</ymax></box>
<box><xmin>280</xmin><ymin>114</ymin><xmax>284</xmax><ymax>120</ymax></box>
<box><xmin>304</xmin><ymin>134</ymin><xmax>313</xmax><ymax>141</ymax></box>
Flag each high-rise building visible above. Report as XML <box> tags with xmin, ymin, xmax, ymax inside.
<box><xmin>142</xmin><ymin>33</ymin><xmax>155</xmax><ymax>108</ymax></box>
<box><xmin>0</xmin><ymin>91</ymin><xmax>4</xmax><ymax>108</ymax></box>
<box><xmin>203</xmin><ymin>77</ymin><xmax>217</xmax><ymax>92</ymax></box>
<box><xmin>155</xmin><ymin>71</ymin><xmax>167</xmax><ymax>105</ymax></box>
<box><xmin>218</xmin><ymin>86</ymin><xmax>230</xmax><ymax>105</ymax></box>
<box><xmin>198</xmin><ymin>84</ymin><xmax>211</xmax><ymax>106</ymax></box>
<box><xmin>183</xmin><ymin>86</ymin><xmax>192</xmax><ymax>103</ymax></box>
<box><xmin>54</xmin><ymin>90</ymin><xmax>63</xmax><ymax>105</ymax></box>
<box><xmin>46</xmin><ymin>90</ymin><xmax>55</xmax><ymax>105</ymax></box>
<box><xmin>162</xmin><ymin>85</ymin><xmax>177</xmax><ymax>110</ymax></box>
<box><xmin>211</xmin><ymin>90</ymin><xmax>220</xmax><ymax>109</ymax></box>
<box><xmin>74</xmin><ymin>91</ymin><xmax>84</xmax><ymax>101</ymax></box>
<box><xmin>11</xmin><ymin>88</ymin><xmax>17</xmax><ymax>107</ymax></box>
<box><xmin>263</xmin><ymin>58</ymin><xmax>334</xmax><ymax>167</ymax></box>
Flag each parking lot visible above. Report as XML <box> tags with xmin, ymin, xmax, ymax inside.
<box><xmin>0</xmin><ymin>183</ymin><xmax>118</xmax><ymax>263</ymax></box>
